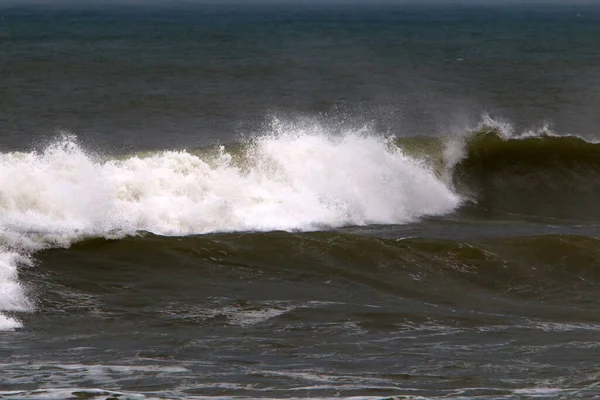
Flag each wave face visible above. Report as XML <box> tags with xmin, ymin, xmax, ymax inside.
<box><xmin>0</xmin><ymin>124</ymin><xmax>460</xmax><ymax>329</ymax></box>
<box><xmin>50</xmin><ymin>231</ymin><xmax>600</xmax><ymax>305</ymax></box>
<box><xmin>451</xmin><ymin>129</ymin><xmax>600</xmax><ymax>218</ymax></box>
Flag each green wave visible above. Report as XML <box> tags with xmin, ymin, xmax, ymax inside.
<box><xmin>451</xmin><ymin>130</ymin><xmax>600</xmax><ymax>218</ymax></box>
<box><xmin>41</xmin><ymin>232</ymin><xmax>600</xmax><ymax>307</ymax></box>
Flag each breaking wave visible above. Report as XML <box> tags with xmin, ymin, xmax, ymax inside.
<box><xmin>3</xmin><ymin>114</ymin><xmax>600</xmax><ymax>330</ymax></box>
<box><xmin>0</xmin><ymin>121</ymin><xmax>460</xmax><ymax>329</ymax></box>
<box><xmin>450</xmin><ymin>123</ymin><xmax>600</xmax><ymax>218</ymax></box>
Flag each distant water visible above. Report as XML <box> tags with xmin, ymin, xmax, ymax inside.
<box><xmin>2</xmin><ymin>2</ymin><xmax>600</xmax><ymax>399</ymax></box>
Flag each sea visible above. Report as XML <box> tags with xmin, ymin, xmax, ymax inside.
<box><xmin>1</xmin><ymin>1</ymin><xmax>600</xmax><ymax>399</ymax></box>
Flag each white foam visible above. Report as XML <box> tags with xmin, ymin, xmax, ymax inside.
<box><xmin>477</xmin><ymin>113</ymin><xmax>515</xmax><ymax>139</ymax></box>
<box><xmin>476</xmin><ymin>113</ymin><xmax>562</xmax><ymax>140</ymax></box>
<box><xmin>0</xmin><ymin>249</ymin><xmax>32</xmax><ymax>328</ymax></box>
<box><xmin>0</xmin><ymin>123</ymin><xmax>461</xmax><ymax>329</ymax></box>
<box><xmin>0</xmin><ymin>313</ymin><xmax>22</xmax><ymax>331</ymax></box>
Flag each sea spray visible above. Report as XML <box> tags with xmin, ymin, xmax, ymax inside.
<box><xmin>0</xmin><ymin>127</ymin><xmax>461</xmax><ymax>330</ymax></box>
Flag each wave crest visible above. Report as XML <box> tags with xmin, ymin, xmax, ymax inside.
<box><xmin>451</xmin><ymin>126</ymin><xmax>600</xmax><ymax>218</ymax></box>
<box><xmin>0</xmin><ymin>126</ymin><xmax>461</xmax><ymax>328</ymax></box>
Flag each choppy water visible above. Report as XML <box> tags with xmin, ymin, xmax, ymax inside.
<box><xmin>2</xmin><ymin>2</ymin><xmax>600</xmax><ymax>399</ymax></box>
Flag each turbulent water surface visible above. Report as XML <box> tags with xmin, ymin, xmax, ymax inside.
<box><xmin>1</xmin><ymin>2</ymin><xmax>600</xmax><ymax>399</ymax></box>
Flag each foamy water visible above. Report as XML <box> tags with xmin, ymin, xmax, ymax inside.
<box><xmin>0</xmin><ymin>124</ymin><xmax>461</xmax><ymax>329</ymax></box>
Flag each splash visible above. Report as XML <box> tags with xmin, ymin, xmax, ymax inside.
<box><xmin>0</xmin><ymin>125</ymin><xmax>461</xmax><ymax>329</ymax></box>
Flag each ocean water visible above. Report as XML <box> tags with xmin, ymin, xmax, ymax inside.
<box><xmin>1</xmin><ymin>1</ymin><xmax>600</xmax><ymax>399</ymax></box>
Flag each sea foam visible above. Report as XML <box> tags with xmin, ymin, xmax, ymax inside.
<box><xmin>0</xmin><ymin>123</ymin><xmax>461</xmax><ymax>329</ymax></box>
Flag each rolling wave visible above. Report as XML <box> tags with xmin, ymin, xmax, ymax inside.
<box><xmin>0</xmin><ymin>125</ymin><xmax>459</xmax><ymax>329</ymax></box>
<box><xmin>451</xmin><ymin>129</ymin><xmax>600</xmax><ymax>218</ymax></box>
<box><xmin>33</xmin><ymin>231</ymin><xmax>600</xmax><ymax>325</ymax></box>
<box><xmin>3</xmin><ymin>115</ymin><xmax>600</xmax><ymax>330</ymax></box>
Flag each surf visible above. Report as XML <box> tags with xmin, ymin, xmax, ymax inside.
<box><xmin>0</xmin><ymin>123</ymin><xmax>460</xmax><ymax>329</ymax></box>
<box><xmin>6</xmin><ymin>113</ymin><xmax>599</xmax><ymax>330</ymax></box>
